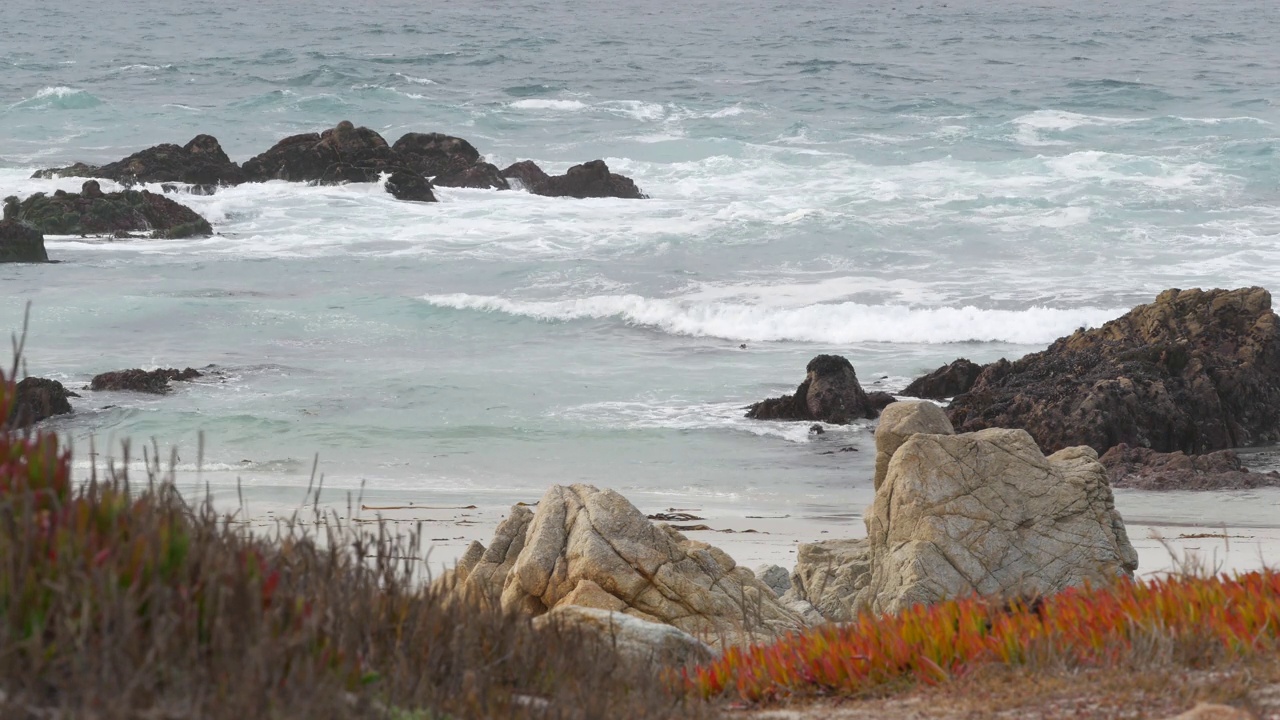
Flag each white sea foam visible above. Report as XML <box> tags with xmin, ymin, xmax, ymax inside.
<box><xmin>1012</xmin><ymin>109</ymin><xmax>1141</xmax><ymax>145</ymax></box>
<box><xmin>10</xmin><ymin>86</ymin><xmax>102</xmax><ymax>110</ymax></box>
<box><xmin>555</xmin><ymin>400</ymin><xmax>869</xmax><ymax>443</ymax></box>
<box><xmin>509</xmin><ymin>98</ymin><xmax>589</xmax><ymax>111</ymax></box>
<box><xmin>418</xmin><ymin>292</ymin><xmax>1124</xmax><ymax>345</ymax></box>
<box><xmin>393</xmin><ymin>72</ymin><xmax>436</xmax><ymax>85</ymax></box>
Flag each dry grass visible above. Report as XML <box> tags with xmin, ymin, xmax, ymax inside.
<box><xmin>0</xmin><ymin>356</ymin><xmax>707</xmax><ymax>720</ymax></box>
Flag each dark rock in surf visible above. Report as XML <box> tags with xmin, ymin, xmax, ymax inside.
<box><xmin>747</xmin><ymin>355</ymin><xmax>880</xmax><ymax>424</ymax></box>
<box><xmin>30</xmin><ymin>162</ymin><xmax>101</xmax><ymax>180</ymax></box>
<box><xmin>865</xmin><ymin>391</ymin><xmax>898</xmax><ymax>414</ymax></box>
<box><xmin>384</xmin><ymin>171</ymin><xmax>437</xmax><ymax>202</ymax></box>
<box><xmin>501</xmin><ymin>160</ymin><xmax>551</xmax><ymax>192</ymax></box>
<box><xmin>95</xmin><ymin>134</ymin><xmax>247</xmax><ymax>186</ymax></box>
<box><xmin>949</xmin><ymin>287</ymin><xmax>1280</xmax><ymax>455</ymax></box>
<box><xmin>6</xmin><ymin>377</ymin><xmax>76</xmax><ymax>428</ymax></box>
<box><xmin>1099</xmin><ymin>443</ymin><xmax>1280</xmax><ymax>491</ymax></box>
<box><xmin>503</xmin><ymin>159</ymin><xmax>646</xmax><ymax>199</ymax></box>
<box><xmin>0</xmin><ymin>217</ymin><xmax>50</xmax><ymax>262</ymax></box>
<box><xmin>4</xmin><ymin>182</ymin><xmax>212</xmax><ymax>239</ymax></box>
<box><xmin>242</xmin><ymin>121</ymin><xmax>407</xmax><ymax>184</ymax></box>
<box><xmin>89</xmin><ymin>367</ymin><xmax>203</xmax><ymax>395</ymax></box>
<box><xmin>390</xmin><ymin>132</ymin><xmax>481</xmax><ymax>178</ymax></box>
<box><xmin>434</xmin><ymin>162</ymin><xmax>510</xmax><ymax>190</ymax></box>
<box><xmin>902</xmin><ymin>358</ymin><xmax>983</xmax><ymax>400</ymax></box>
<box><xmin>542</xmin><ymin>159</ymin><xmax>646</xmax><ymax>199</ymax></box>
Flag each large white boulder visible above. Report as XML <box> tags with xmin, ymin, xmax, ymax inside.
<box><xmin>864</xmin><ymin>426</ymin><xmax>1138</xmax><ymax>614</ymax></box>
<box><xmin>449</xmin><ymin>484</ymin><xmax>806</xmax><ymax>646</ymax></box>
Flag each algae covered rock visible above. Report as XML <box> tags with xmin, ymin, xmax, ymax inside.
<box><xmin>6</xmin><ymin>377</ymin><xmax>76</xmax><ymax>428</ymax></box>
<box><xmin>949</xmin><ymin>287</ymin><xmax>1280</xmax><ymax>455</ymax></box>
<box><xmin>748</xmin><ymin>354</ymin><xmax>880</xmax><ymax>424</ymax></box>
<box><xmin>95</xmin><ymin>134</ymin><xmax>246</xmax><ymax>186</ymax></box>
<box><xmin>0</xmin><ymin>218</ymin><xmax>49</xmax><ymax>263</ymax></box>
<box><xmin>902</xmin><ymin>358</ymin><xmax>983</xmax><ymax>400</ymax></box>
<box><xmin>90</xmin><ymin>367</ymin><xmax>202</xmax><ymax>394</ymax></box>
<box><xmin>5</xmin><ymin>182</ymin><xmax>212</xmax><ymax>238</ymax></box>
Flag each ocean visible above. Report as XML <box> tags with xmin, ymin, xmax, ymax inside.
<box><xmin>3</xmin><ymin>0</ymin><xmax>1280</xmax><ymax>540</ymax></box>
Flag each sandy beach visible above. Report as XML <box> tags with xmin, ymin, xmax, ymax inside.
<box><xmin>219</xmin><ymin>481</ymin><xmax>1280</xmax><ymax>584</ymax></box>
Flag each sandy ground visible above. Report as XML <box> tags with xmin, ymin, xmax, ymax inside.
<box><xmin>224</xmin><ymin>487</ymin><xmax>1280</xmax><ymax>582</ymax></box>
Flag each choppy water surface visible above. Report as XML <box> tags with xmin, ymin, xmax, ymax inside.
<box><xmin>2</xmin><ymin>0</ymin><xmax>1279</xmax><ymax>525</ymax></box>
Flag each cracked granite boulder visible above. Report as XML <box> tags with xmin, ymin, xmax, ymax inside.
<box><xmin>447</xmin><ymin>483</ymin><xmax>805</xmax><ymax>646</ymax></box>
<box><xmin>532</xmin><ymin>605</ymin><xmax>714</xmax><ymax>667</ymax></box>
<box><xmin>873</xmin><ymin>400</ymin><xmax>955</xmax><ymax>490</ymax></box>
<box><xmin>863</xmin><ymin>424</ymin><xmax>1138</xmax><ymax>614</ymax></box>
<box><xmin>782</xmin><ymin>538</ymin><xmax>872</xmax><ymax>623</ymax></box>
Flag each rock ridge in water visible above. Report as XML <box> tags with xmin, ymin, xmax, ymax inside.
<box><xmin>4</xmin><ymin>182</ymin><xmax>212</xmax><ymax>239</ymax></box>
<box><xmin>90</xmin><ymin>367</ymin><xmax>202</xmax><ymax>394</ymax></box>
<box><xmin>1099</xmin><ymin>443</ymin><xmax>1280</xmax><ymax>490</ymax></box>
<box><xmin>0</xmin><ymin>219</ymin><xmax>49</xmax><ymax>262</ymax></box>
<box><xmin>747</xmin><ymin>354</ymin><xmax>890</xmax><ymax>424</ymax></box>
<box><xmin>6</xmin><ymin>378</ymin><xmax>76</xmax><ymax>428</ymax></box>
<box><xmin>948</xmin><ymin>287</ymin><xmax>1280</xmax><ymax>455</ymax></box>
<box><xmin>501</xmin><ymin>159</ymin><xmax>646</xmax><ymax>199</ymax></box>
<box><xmin>97</xmin><ymin>135</ymin><xmax>246</xmax><ymax>186</ymax></box>
<box><xmin>30</xmin><ymin>123</ymin><xmax>649</xmax><ymax>203</ymax></box>
<box><xmin>902</xmin><ymin>358</ymin><xmax>983</xmax><ymax>400</ymax></box>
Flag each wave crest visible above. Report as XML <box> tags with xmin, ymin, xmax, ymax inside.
<box><xmin>419</xmin><ymin>293</ymin><xmax>1123</xmax><ymax>345</ymax></box>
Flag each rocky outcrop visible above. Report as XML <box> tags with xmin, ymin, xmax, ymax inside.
<box><xmin>501</xmin><ymin>161</ymin><xmax>551</xmax><ymax>191</ymax></box>
<box><xmin>501</xmin><ymin>159</ymin><xmax>646</xmax><ymax>199</ymax></box>
<box><xmin>94</xmin><ymin>135</ymin><xmax>246</xmax><ymax>187</ymax></box>
<box><xmin>30</xmin><ymin>162</ymin><xmax>101</xmax><ymax>180</ymax></box>
<box><xmin>27</xmin><ymin>127</ymin><xmax>649</xmax><ymax>208</ymax></box>
<box><xmin>902</xmin><ymin>358</ymin><xmax>983</xmax><ymax>400</ymax></box>
<box><xmin>434</xmin><ymin>162</ymin><xmax>509</xmax><ymax>190</ymax></box>
<box><xmin>390</xmin><ymin>133</ymin><xmax>481</xmax><ymax>178</ymax></box>
<box><xmin>241</xmin><ymin>121</ymin><xmax>406</xmax><ymax>184</ymax></box>
<box><xmin>754</xmin><ymin>564</ymin><xmax>791</xmax><ymax>597</ymax></box>
<box><xmin>949</xmin><ymin>288</ymin><xmax>1280</xmax><ymax>455</ymax></box>
<box><xmin>541</xmin><ymin>160</ymin><xmax>645</xmax><ymax>199</ymax></box>
<box><xmin>6</xmin><ymin>378</ymin><xmax>76</xmax><ymax>428</ymax></box>
<box><xmin>0</xmin><ymin>219</ymin><xmax>49</xmax><ymax>263</ymax></box>
<box><xmin>782</xmin><ymin>539</ymin><xmax>871</xmax><ymax>623</ymax></box>
<box><xmin>5</xmin><ymin>182</ymin><xmax>212</xmax><ymax>239</ymax></box>
<box><xmin>1099</xmin><ymin>444</ymin><xmax>1280</xmax><ymax>490</ymax></box>
<box><xmin>446</xmin><ymin>484</ymin><xmax>804</xmax><ymax>646</ymax></box>
<box><xmin>383</xmin><ymin>171</ymin><xmax>437</xmax><ymax>202</ymax></box>
<box><xmin>747</xmin><ymin>354</ymin><xmax>880</xmax><ymax>424</ymax></box>
<box><xmin>865</xmin><ymin>391</ymin><xmax>898</xmax><ymax>414</ymax></box>
<box><xmin>90</xmin><ymin>367</ymin><xmax>201</xmax><ymax>394</ymax></box>
<box><xmin>873</xmin><ymin>401</ymin><xmax>954</xmax><ymax>489</ymax></box>
<box><xmin>532</xmin><ymin>606</ymin><xmax>713</xmax><ymax>667</ymax></box>
<box><xmin>863</xmin><ymin>421</ymin><xmax>1138</xmax><ymax>614</ymax></box>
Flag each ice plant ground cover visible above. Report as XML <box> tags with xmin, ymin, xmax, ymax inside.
<box><xmin>688</xmin><ymin>569</ymin><xmax>1280</xmax><ymax>705</ymax></box>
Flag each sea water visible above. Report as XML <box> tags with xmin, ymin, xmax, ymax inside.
<box><xmin>2</xmin><ymin>0</ymin><xmax>1280</xmax><ymax>531</ymax></box>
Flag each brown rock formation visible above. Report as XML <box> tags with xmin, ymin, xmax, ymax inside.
<box><xmin>949</xmin><ymin>288</ymin><xmax>1280</xmax><ymax>454</ymax></box>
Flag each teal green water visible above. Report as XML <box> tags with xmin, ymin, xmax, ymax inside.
<box><xmin>2</xmin><ymin>0</ymin><xmax>1280</xmax><ymax>524</ymax></box>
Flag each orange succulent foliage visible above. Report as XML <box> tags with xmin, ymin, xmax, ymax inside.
<box><xmin>688</xmin><ymin>572</ymin><xmax>1280</xmax><ymax>704</ymax></box>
